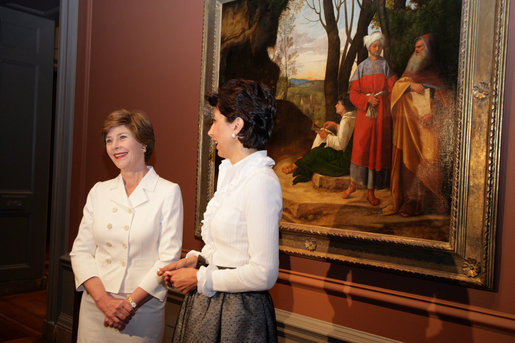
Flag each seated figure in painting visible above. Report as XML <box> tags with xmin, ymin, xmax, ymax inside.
<box><xmin>383</xmin><ymin>33</ymin><xmax>450</xmax><ymax>217</ymax></box>
<box><xmin>282</xmin><ymin>95</ymin><xmax>356</xmax><ymax>185</ymax></box>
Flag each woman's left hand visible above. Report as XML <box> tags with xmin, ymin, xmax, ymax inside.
<box><xmin>165</xmin><ymin>268</ymin><xmax>198</xmax><ymax>294</ymax></box>
<box><xmin>101</xmin><ymin>297</ymin><xmax>133</xmax><ymax>330</ymax></box>
<box><xmin>104</xmin><ymin>316</ymin><xmax>128</xmax><ymax>330</ymax></box>
<box><xmin>158</xmin><ymin>256</ymin><xmax>198</xmax><ymax>288</ymax></box>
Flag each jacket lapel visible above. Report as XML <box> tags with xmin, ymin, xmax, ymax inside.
<box><xmin>129</xmin><ymin>185</ymin><xmax>148</xmax><ymax>208</ymax></box>
<box><xmin>128</xmin><ymin>167</ymin><xmax>159</xmax><ymax>208</ymax></box>
<box><xmin>108</xmin><ymin>168</ymin><xmax>159</xmax><ymax>209</ymax></box>
<box><xmin>109</xmin><ymin>174</ymin><xmax>131</xmax><ymax>210</ymax></box>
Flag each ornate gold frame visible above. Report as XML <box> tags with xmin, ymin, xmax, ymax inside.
<box><xmin>194</xmin><ymin>0</ymin><xmax>510</xmax><ymax>289</ymax></box>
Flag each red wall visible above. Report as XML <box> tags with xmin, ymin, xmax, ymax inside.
<box><xmin>69</xmin><ymin>1</ymin><xmax>515</xmax><ymax>342</ymax></box>
<box><xmin>70</xmin><ymin>0</ymin><xmax>204</xmax><ymax>252</ymax></box>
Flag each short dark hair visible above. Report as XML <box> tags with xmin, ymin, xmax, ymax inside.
<box><xmin>102</xmin><ymin>109</ymin><xmax>155</xmax><ymax>162</ymax></box>
<box><xmin>337</xmin><ymin>94</ymin><xmax>355</xmax><ymax>111</ymax></box>
<box><xmin>206</xmin><ymin>79</ymin><xmax>277</xmax><ymax>150</ymax></box>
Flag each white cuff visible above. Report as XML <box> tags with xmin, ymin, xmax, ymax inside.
<box><xmin>185</xmin><ymin>250</ymin><xmax>201</xmax><ymax>259</ymax></box>
<box><xmin>196</xmin><ymin>264</ymin><xmax>217</xmax><ymax>297</ymax></box>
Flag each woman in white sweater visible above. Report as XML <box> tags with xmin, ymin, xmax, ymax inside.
<box><xmin>70</xmin><ymin>109</ymin><xmax>183</xmax><ymax>342</ymax></box>
<box><xmin>159</xmin><ymin>79</ymin><xmax>282</xmax><ymax>342</ymax></box>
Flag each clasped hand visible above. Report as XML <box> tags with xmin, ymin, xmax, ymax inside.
<box><xmin>368</xmin><ymin>95</ymin><xmax>379</xmax><ymax>107</ymax></box>
<box><xmin>316</xmin><ymin>129</ymin><xmax>329</xmax><ymax>139</ymax></box>
<box><xmin>157</xmin><ymin>256</ymin><xmax>199</xmax><ymax>294</ymax></box>
<box><xmin>410</xmin><ymin>82</ymin><xmax>425</xmax><ymax>94</ymax></box>
<box><xmin>419</xmin><ymin>113</ymin><xmax>434</xmax><ymax>127</ymax></box>
<box><xmin>316</xmin><ymin>121</ymin><xmax>338</xmax><ymax>139</ymax></box>
<box><xmin>97</xmin><ymin>295</ymin><xmax>135</xmax><ymax>331</ymax></box>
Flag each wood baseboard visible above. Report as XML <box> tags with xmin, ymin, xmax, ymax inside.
<box><xmin>276</xmin><ymin>308</ymin><xmax>401</xmax><ymax>343</ymax></box>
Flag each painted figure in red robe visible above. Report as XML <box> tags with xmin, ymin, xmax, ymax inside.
<box><xmin>342</xmin><ymin>32</ymin><xmax>397</xmax><ymax>206</ymax></box>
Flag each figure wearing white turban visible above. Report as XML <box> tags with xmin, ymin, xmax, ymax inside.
<box><xmin>341</xmin><ymin>30</ymin><xmax>396</xmax><ymax>206</ymax></box>
<box><xmin>363</xmin><ymin>32</ymin><xmax>385</xmax><ymax>49</ymax></box>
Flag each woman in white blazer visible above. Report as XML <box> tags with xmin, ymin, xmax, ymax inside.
<box><xmin>70</xmin><ymin>109</ymin><xmax>183</xmax><ymax>342</ymax></box>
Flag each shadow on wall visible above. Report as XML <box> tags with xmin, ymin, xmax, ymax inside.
<box><xmin>324</xmin><ymin>260</ymin><xmax>473</xmax><ymax>342</ymax></box>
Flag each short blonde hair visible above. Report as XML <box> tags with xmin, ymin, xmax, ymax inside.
<box><xmin>102</xmin><ymin>109</ymin><xmax>155</xmax><ymax>162</ymax></box>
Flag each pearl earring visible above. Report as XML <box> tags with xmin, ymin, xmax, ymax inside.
<box><xmin>231</xmin><ymin>133</ymin><xmax>236</xmax><ymax>139</ymax></box>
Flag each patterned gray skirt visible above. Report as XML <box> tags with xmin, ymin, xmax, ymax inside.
<box><xmin>172</xmin><ymin>290</ymin><xmax>277</xmax><ymax>343</ymax></box>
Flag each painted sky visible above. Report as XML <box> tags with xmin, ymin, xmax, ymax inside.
<box><xmin>280</xmin><ymin>1</ymin><xmax>383</xmax><ymax>80</ymax></box>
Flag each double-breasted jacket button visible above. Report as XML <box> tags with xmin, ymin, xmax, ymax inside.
<box><xmin>122</xmin><ymin>243</ymin><xmax>127</xmax><ymax>249</ymax></box>
<box><xmin>105</xmin><ymin>258</ymin><xmax>111</xmax><ymax>264</ymax></box>
<box><xmin>124</xmin><ymin>225</ymin><xmax>129</xmax><ymax>231</ymax></box>
<box><xmin>106</xmin><ymin>242</ymin><xmax>112</xmax><ymax>247</ymax></box>
<box><xmin>107</xmin><ymin>223</ymin><xmax>112</xmax><ymax>229</ymax></box>
<box><xmin>112</xmin><ymin>207</ymin><xmax>118</xmax><ymax>213</ymax></box>
<box><xmin>128</xmin><ymin>209</ymin><xmax>132</xmax><ymax>214</ymax></box>
<box><xmin>121</xmin><ymin>261</ymin><xmax>127</xmax><ymax>267</ymax></box>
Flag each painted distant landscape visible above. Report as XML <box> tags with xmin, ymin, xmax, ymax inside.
<box><xmin>283</xmin><ymin>79</ymin><xmax>325</xmax><ymax>126</ymax></box>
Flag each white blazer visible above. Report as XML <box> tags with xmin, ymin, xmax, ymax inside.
<box><xmin>70</xmin><ymin>167</ymin><xmax>183</xmax><ymax>302</ymax></box>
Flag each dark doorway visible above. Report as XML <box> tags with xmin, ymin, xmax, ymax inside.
<box><xmin>0</xmin><ymin>1</ymin><xmax>59</xmax><ymax>295</ymax></box>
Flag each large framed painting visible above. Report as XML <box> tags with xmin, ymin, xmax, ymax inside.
<box><xmin>194</xmin><ymin>0</ymin><xmax>509</xmax><ymax>289</ymax></box>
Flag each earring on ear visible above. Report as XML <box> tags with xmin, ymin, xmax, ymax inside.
<box><xmin>142</xmin><ymin>146</ymin><xmax>147</xmax><ymax>153</ymax></box>
<box><xmin>231</xmin><ymin>133</ymin><xmax>236</xmax><ymax>139</ymax></box>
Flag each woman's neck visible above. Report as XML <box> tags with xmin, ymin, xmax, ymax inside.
<box><xmin>121</xmin><ymin>166</ymin><xmax>148</xmax><ymax>196</ymax></box>
<box><xmin>229</xmin><ymin>146</ymin><xmax>258</xmax><ymax>165</ymax></box>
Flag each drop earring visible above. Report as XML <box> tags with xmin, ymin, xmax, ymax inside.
<box><xmin>142</xmin><ymin>146</ymin><xmax>147</xmax><ymax>153</ymax></box>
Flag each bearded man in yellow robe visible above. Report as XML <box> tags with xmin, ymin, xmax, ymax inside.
<box><xmin>386</xmin><ymin>33</ymin><xmax>450</xmax><ymax>217</ymax></box>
